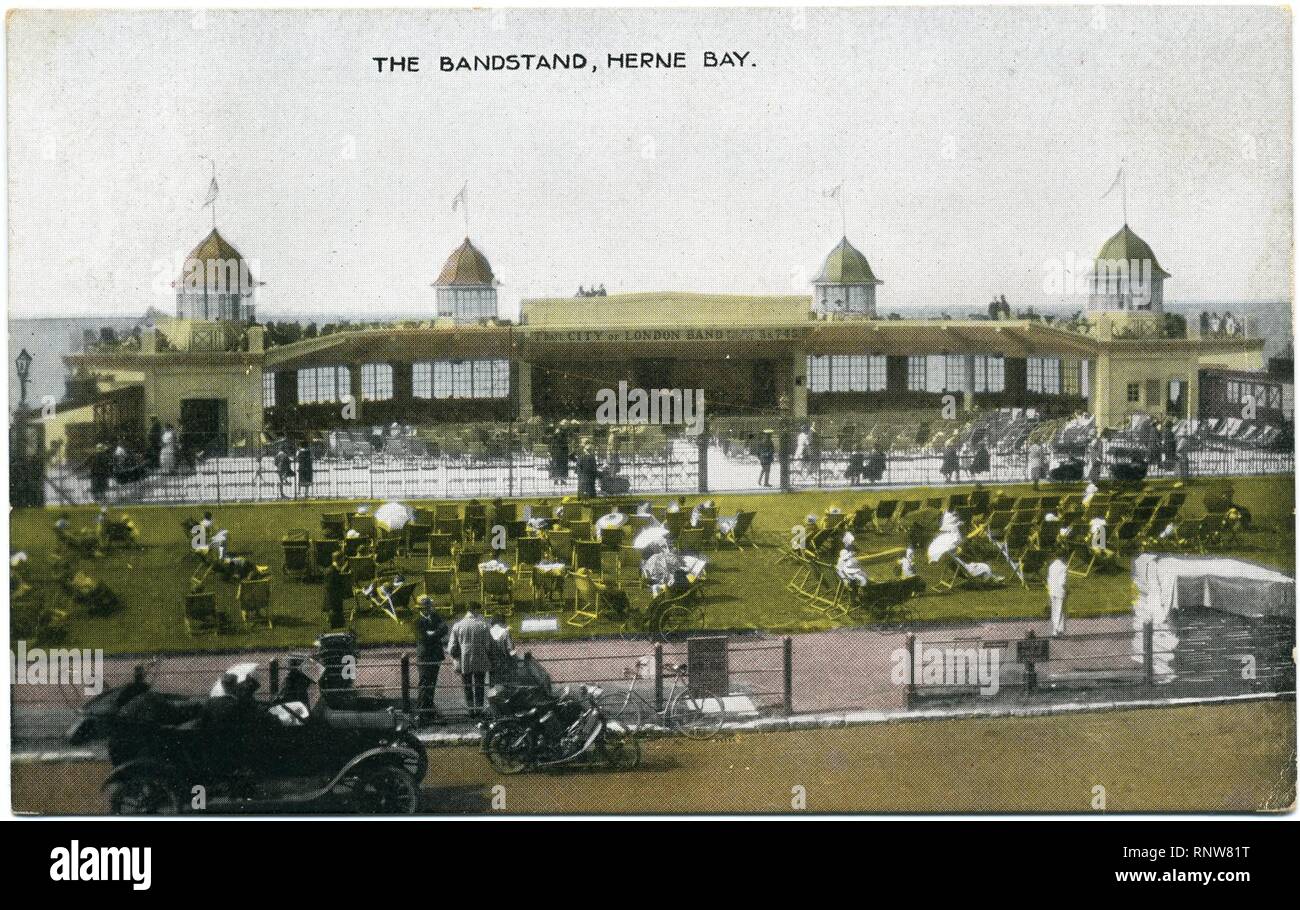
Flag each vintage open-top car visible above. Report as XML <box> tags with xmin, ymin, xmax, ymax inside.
<box><xmin>68</xmin><ymin>658</ymin><xmax>427</xmax><ymax>815</ymax></box>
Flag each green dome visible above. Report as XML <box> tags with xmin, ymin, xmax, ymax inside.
<box><xmin>1096</xmin><ymin>224</ymin><xmax>1169</xmax><ymax>278</ymax></box>
<box><xmin>815</xmin><ymin>236</ymin><xmax>881</xmax><ymax>285</ymax></box>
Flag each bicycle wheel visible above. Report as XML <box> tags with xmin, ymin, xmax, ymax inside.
<box><xmin>667</xmin><ymin>685</ymin><xmax>727</xmax><ymax>740</ymax></box>
<box><xmin>595</xmin><ymin>690</ymin><xmax>645</xmax><ymax>733</ymax></box>
<box><xmin>654</xmin><ymin>603</ymin><xmax>704</xmax><ymax>643</ymax></box>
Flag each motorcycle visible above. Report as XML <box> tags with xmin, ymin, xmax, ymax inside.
<box><xmin>68</xmin><ymin>660</ymin><xmax>427</xmax><ymax>815</ymax></box>
<box><xmin>480</xmin><ymin>680</ymin><xmax>640</xmax><ymax>774</ymax></box>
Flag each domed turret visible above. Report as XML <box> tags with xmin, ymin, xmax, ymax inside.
<box><xmin>434</xmin><ymin>238</ymin><xmax>498</xmax><ymax>322</ymax></box>
<box><xmin>1089</xmin><ymin>224</ymin><xmax>1168</xmax><ymax>314</ymax></box>
<box><xmin>175</xmin><ymin>228</ymin><xmax>257</xmax><ymax>322</ymax></box>
<box><xmin>813</xmin><ymin>237</ymin><xmax>881</xmax><ymax>316</ymax></box>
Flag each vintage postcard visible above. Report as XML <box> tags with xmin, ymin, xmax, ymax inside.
<box><xmin>5</xmin><ymin>5</ymin><xmax>1295</xmax><ymax>825</ymax></box>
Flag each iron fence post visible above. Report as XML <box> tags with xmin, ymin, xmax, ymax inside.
<box><xmin>1142</xmin><ymin>620</ymin><xmax>1155</xmax><ymax>685</ymax></box>
<box><xmin>268</xmin><ymin>658</ymin><xmax>280</xmax><ymax>695</ymax></box>
<box><xmin>654</xmin><ymin>643</ymin><xmax>664</xmax><ymax>714</ymax></box>
<box><xmin>697</xmin><ymin>419</ymin><xmax>709</xmax><ymax>494</ymax></box>
<box><xmin>400</xmin><ymin>653</ymin><xmax>412</xmax><ymax>713</ymax></box>
<box><xmin>783</xmin><ymin>636</ymin><xmax>794</xmax><ymax>715</ymax></box>
<box><xmin>1022</xmin><ymin>629</ymin><xmax>1038</xmax><ymax>694</ymax></box>
<box><xmin>905</xmin><ymin>632</ymin><xmax>917</xmax><ymax>699</ymax></box>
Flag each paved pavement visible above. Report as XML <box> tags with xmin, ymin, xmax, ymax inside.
<box><xmin>19</xmin><ymin>608</ymin><xmax>1273</xmax><ymax>757</ymax></box>
<box><xmin>45</xmin><ymin>440</ymin><xmax>1291</xmax><ymax>506</ymax></box>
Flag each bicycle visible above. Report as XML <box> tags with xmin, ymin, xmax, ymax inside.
<box><xmin>595</xmin><ymin>656</ymin><xmax>728</xmax><ymax>740</ymax></box>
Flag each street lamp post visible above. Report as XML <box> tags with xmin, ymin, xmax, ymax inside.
<box><xmin>16</xmin><ymin>347</ymin><xmax>33</xmax><ymax>410</ymax></box>
<box><xmin>11</xmin><ymin>347</ymin><xmax>45</xmax><ymax>507</ymax></box>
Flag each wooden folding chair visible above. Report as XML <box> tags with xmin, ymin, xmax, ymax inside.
<box><xmin>184</xmin><ymin>590</ymin><xmax>221</xmax><ymax>636</ymax></box>
<box><xmin>567</xmin><ymin>569</ymin><xmax>603</xmax><ymax>627</ymax></box>
<box><xmin>480</xmin><ymin>569</ymin><xmax>514</xmax><ymax>616</ymax></box>
<box><xmin>422</xmin><ymin>567</ymin><xmax>456</xmax><ymax>616</ymax></box>
<box><xmin>237</xmin><ymin>576</ymin><xmax>273</xmax><ymax>629</ymax></box>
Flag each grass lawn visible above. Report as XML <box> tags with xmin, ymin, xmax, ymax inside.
<box><xmin>10</xmin><ymin>475</ymin><xmax>1294</xmax><ymax>656</ymax></box>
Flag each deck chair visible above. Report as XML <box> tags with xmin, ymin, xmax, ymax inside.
<box><xmin>1065</xmin><ymin>538</ymin><xmax>1116</xmax><ymax>578</ymax></box>
<box><xmin>617</xmin><ymin>543</ymin><xmax>643</xmax><ymax>586</ymax></box>
<box><xmin>374</xmin><ymin>534</ymin><xmax>401</xmax><ymax>568</ymax></box>
<box><xmin>237</xmin><ymin>576</ymin><xmax>273</xmax><ymax>629</ymax></box>
<box><xmin>355</xmin><ymin>577</ymin><xmax>413</xmax><ymax>624</ymax></box>
<box><xmin>566</xmin><ymin>518</ymin><xmax>594</xmax><ymax>541</ymax></box>
<box><xmin>676</xmin><ymin>527</ymin><xmax>707</xmax><ymax>554</ymax></box>
<box><xmin>427</xmin><ymin>532</ymin><xmax>456</xmax><ymax>568</ymax></box>
<box><xmin>935</xmin><ymin>553</ymin><xmax>1005</xmax><ymax>591</ymax></box>
<box><xmin>347</xmin><ymin>555</ymin><xmax>378</xmax><ymax>613</ymax></box>
<box><xmin>435</xmin><ymin>503</ymin><xmax>460</xmax><ymax>524</ymax></box>
<box><xmin>313</xmin><ymin>538</ymin><xmax>341</xmax><ymax>574</ymax></box>
<box><xmin>515</xmin><ymin>535</ymin><xmax>546</xmax><ymax>568</ymax></box>
<box><xmin>320</xmin><ymin>513</ymin><xmax>347</xmax><ymax>540</ymax></box>
<box><xmin>664</xmin><ymin>511</ymin><xmax>687</xmax><ymax>537</ymax></box>
<box><xmin>567</xmin><ymin>569</ymin><xmax>604</xmax><ymax>627</ymax></box>
<box><xmin>873</xmin><ymin>500</ymin><xmax>900</xmax><ymax>534</ymax></box>
<box><xmin>785</xmin><ymin>548</ymin><xmax>818</xmax><ymax>597</ymax></box>
<box><xmin>692</xmin><ymin>516</ymin><xmax>717</xmax><ymax>548</ymax></box>
<box><xmin>1111</xmin><ymin>519</ymin><xmax>1143</xmax><ymax>556</ymax></box>
<box><xmin>572</xmin><ymin>540</ymin><xmax>603</xmax><ymax>575</ymax></box>
<box><xmin>281</xmin><ymin>535</ymin><xmax>312</xmax><ymax>581</ymax></box>
<box><xmin>718</xmin><ymin>511</ymin><xmax>757</xmax><ymax>550</ymax></box>
<box><xmin>804</xmin><ymin>560</ymin><xmax>850</xmax><ymax>618</ymax></box>
<box><xmin>463</xmin><ymin>503</ymin><xmax>487</xmax><ymax>541</ymax></box>
<box><xmin>349</xmin><ymin>513</ymin><xmax>377</xmax><ymax>539</ymax></box>
<box><xmin>454</xmin><ymin>549</ymin><xmax>484</xmax><ymax>598</ymax></box>
<box><xmin>413</xmin><ymin>507</ymin><xmax>436</xmax><ymax>527</ymax></box>
<box><xmin>894</xmin><ymin>500</ymin><xmax>922</xmax><ymax>528</ymax></box>
<box><xmin>480</xmin><ymin>569</ymin><xmax>514</xmax><ymax>615</ymax></box>
<box><xmin>405</xmin><ymin>522</ymin><xmax>433</xmax><ymax>558</ymax></box>
<box><xmin>422</xmin><ymin>567</ymin><xmax>456</xmax><ymax>616</ymax></box>
<box><xmin>435</xmin><ymin>517</ymin><xmax>462</xmax><ymax>539</ymax></box>
<box><xmin>184</xmin><ymin>591</ymin><xmax>221</xmax><ymax>635</ymax></box>
<box><xmin>546</xmin><ymin>527</ymin><xmax>574</xmax><ymax>564</ymax></box>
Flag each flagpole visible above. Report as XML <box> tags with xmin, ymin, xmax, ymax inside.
<box><xmin>1121</xmin><ymin>170</ymin><xmax>1128</xmax><ymax>225</ymax></box>
<box><xmin>200</xmin><ymin>156</ymin><xmax>217</xmax><ymax>230</ymax></box>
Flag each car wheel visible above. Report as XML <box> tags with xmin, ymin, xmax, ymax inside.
<box><xmin>349</xmin><ymin>762</ymin><xmax>419</xmax><ymax>815</ymax></box>
<box><xmin>108</xmin><ymin>775</ymin><xmax>182</xmax><ymax>815</ymax></box>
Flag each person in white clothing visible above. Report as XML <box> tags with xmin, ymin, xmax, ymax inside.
<box><xmin>1046</xmin><ymin>557</ymin><xmax>1069</xmax><ymax>636</ymax></box>
<box><xmin>836</xmin><ymin>543</ymin><xmax>869</xmax><ymax>588</ymax></box>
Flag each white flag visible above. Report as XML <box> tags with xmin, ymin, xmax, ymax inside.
<box><xmin>202</xmin><ymin>175</ymin><xmax>219</xmax><ymax>208</ymax></box>
<box><xmin>452</xmin><ymin>182</ymin><xmax>468</xmax><ymax>212</ymax></box>
<box><xmin>1101</xmin><ymin>167</ymin><xmax>1124</xmax><ymax>199</ymax></box>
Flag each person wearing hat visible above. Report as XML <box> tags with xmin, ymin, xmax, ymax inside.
<box><xmin>89</xmin><ymin>442</ymin><xmax>112</xmax><ymax>502</ymax></box>
<box><xmin>757</xmin><ymin>430</ymin><xmax>776</xmax><ymax>487</ymax></box>
<box><xmin>322</xmin><ymin>551</ymin><xmax>350</xmax><ymax>630</ymax></box>
<box><xmin>575</xmin><ymin>441</ymin><xmax>600</xmax><ymax>498</ymax></box>
<box><xmin>940</xmin><ymin>435</ymin><xmax>960</xmax><ymax>483</ymax></box>
<box><xmin>414</xmin><ymin>596</ymin><xmax>449</xmax><ymax>725</ymax></box>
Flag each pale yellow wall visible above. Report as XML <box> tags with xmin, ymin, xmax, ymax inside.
<box><xmin>1093</xmin><ymin>350</ymin><xmax>1198</xmax><ymax>427</ymax></box>
<box><xmin>144</xmin><ymin>362</ymin><xmax>264</xmax><ymax>449</ymax></box>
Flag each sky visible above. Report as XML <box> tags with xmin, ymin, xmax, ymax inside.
<box><xmin>6</xmin><ymin>6</ymin><xmax>1293</xmax><ymax>322</ymax></box>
